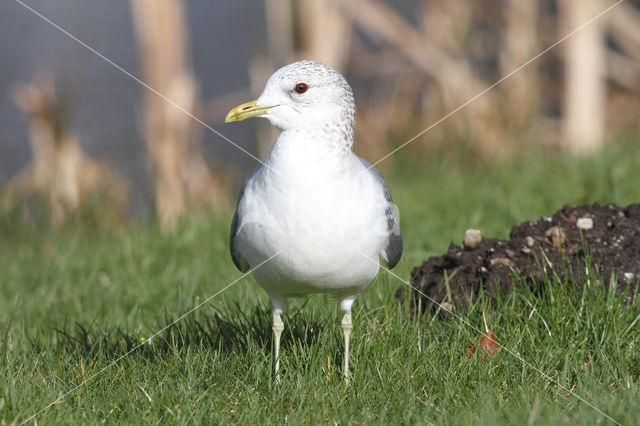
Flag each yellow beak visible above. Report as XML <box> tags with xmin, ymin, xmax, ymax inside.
<box><xmin>225</xmin><ymin>100</ymin><xmax>275</xmax><ymax>123</ymax></box>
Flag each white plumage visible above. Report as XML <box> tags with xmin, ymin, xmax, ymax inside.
<box><xmin>226</xmin><ymin>60</ymin><xmax>402</xmax><ymax>380</ymax></box>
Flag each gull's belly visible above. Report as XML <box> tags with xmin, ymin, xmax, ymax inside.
<box><xmin>242</xmin><ymin>222</ymin><xmax>381</xmax><ymax>297</ymax></box>
<box><xmin>237</xmin><ymin>189</ymin><xmax>385</xmax><ymax>297</ymax></box>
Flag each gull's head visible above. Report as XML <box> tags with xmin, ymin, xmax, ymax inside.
<box><xmin>226</xmin><ymin>60</ymin><xmax>356</xmax><ymax>136</ymax></box>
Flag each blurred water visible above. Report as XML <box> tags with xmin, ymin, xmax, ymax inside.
<box><xmin>0</xmin><ymin>0</ymin><xmax>263</xmax><ymax>215</ymax></box>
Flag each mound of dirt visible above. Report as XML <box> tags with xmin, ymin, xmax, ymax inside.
<box><xmin>402</xmin><ymin>203</ymin><xmax>640</xmax><ymax>312</ymax></box>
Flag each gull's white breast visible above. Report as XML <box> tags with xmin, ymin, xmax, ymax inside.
<box><xmin>234</xmin><ymin>150</ymin><xmax>388</xmax><ymax>299</ymax></box>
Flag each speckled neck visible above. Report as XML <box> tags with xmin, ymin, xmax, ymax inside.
<box><xmin>280</xmin><ymin>123</ymin><xmax>354</xmax><ymax>157</ymax></box>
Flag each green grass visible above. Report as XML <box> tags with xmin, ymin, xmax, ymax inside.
<box><xmin>1</xmin><ymin>139</ymin><xmax>640</xmax><ymax>424</ymax></box>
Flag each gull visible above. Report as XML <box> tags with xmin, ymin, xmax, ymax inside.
<box><xmin>225</xmin><ymin>60</ymin><xmax>402</xmax><ymax>380</ymax></box>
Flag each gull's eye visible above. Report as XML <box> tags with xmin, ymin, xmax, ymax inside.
<box><xmin>294</xmin><ymin>82</ymin><xmax>308</xmax><ymax>94</ymax></box>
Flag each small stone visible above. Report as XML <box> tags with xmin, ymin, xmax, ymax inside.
<box><xmin>490</xmin><ymin>257</ymin><xmax>514</xmax><ymax>268</ymax></box>
<box><xmin>576</xmin><ymin>217</ymin><xmax>593</xmax><ymax>230</ymax></box>
<box><xmin>525</xmin><ymin>236</ymin><xmax>535</xmax><ymax>247</ymax></box>
<box><xmin>545</xmin><ymin>226</ymin><xmax>565</xmax><ymax>250</ymax></box>
<box><xmin>440</xmin><ymin>301</ymin><xmax>453</xmax><ymax>312</ymax></box>
<box><xmin>464</xmin><ymin>229</ymin><xmax>483</xmax><ymax>248</ymax></box>
<box><xmin>506</xmin><ymin>249</ymin><xmax>515</xmax><ymax>259</ymax></box>
<box><xmin>521</xmin><ymin>247</ymin><xmax>531</xmax><ymax>254</ymax></box>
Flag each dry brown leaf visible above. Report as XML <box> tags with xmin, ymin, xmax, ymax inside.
<box><xmin>464</xmin><ymin>329</ymin><xmax>500</xmax><ymax>361</ymax></box>
<box><xmin>465</xmin><ymin>345</ymin><xmax>476</xmax><ymax>357</ymax></box>
<box><xmin>479</xmin><ymin>330</ymin><xmax>500</xmax><ymax>355</ymax></box>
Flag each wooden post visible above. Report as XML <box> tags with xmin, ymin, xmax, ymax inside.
<box><xmin>499</xmin><ymin>0</ymin><xmax>540</xmax><ymax>128</ymax></box>
<box><xmin>131</xmin><ymin>0</ymin><xmax>227</xmax><ymax>230</ymax></box>
<box><xmin>299</xmin><ymin>0</ymin><xmax>352</xmax><ymax>72</ymax></box>
<box><xmin>561</xmin><ymin>0</ymin><xmax>606</xmax><ymax>153</ymax></box>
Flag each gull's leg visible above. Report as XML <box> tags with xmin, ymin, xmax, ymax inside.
<box><xmin>341</xmin><ymin>311</ymin><xmax>353</xmax><ymax>381</ymax></box>
<box><xmin>273</xmin><ymin>311</ymin><xmax>284</xmax><ymax>381</ymax></box>
<box><xmin>340</xmin><ymin>296</ymin><xmax>356</xmax><ymax>382</ymax></box>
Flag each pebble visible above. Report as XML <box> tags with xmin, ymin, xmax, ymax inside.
<box><xmin>440</xmin><ymin>301</ymin><xmax>453</xmax><ymax>312</ymax></box>
<box><xmin>490</xmin><ymin>257</ymin><xmax>514</xmax><ymax>268</ymax></box>
<box><xmin>576</xmin><ymin>217</ymin><xmax>593</xmax><ymax>230</ymax></box>
<box><xmin>525</xmin><ymin>236</ymin><xmax>535</xmax><ymax>247</ymax></box>
<box><xmin>545</xmin><ymin>226</ymin><xmax>566</xmax><ymax>250</ymax></box>
<box><xmin>464</xmin><ymin>229</ymin><xmax>483</xmax><ymax>248</ymax></box>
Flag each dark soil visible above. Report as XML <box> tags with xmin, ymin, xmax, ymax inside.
<box><xmin>401</xmin><ymin>203</ymin><xmax>640</xmax><ymax>313</ymax></box>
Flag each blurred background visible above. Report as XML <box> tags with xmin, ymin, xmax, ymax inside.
<box><xmin>0</xmin><ymin>0</ymin><xmax>639</xmax><ymax>230</ymax></box>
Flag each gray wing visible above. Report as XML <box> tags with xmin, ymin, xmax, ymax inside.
<box><xmin>230</xmin><ymin>169</ymin><xmax>260</xmax><ymax>272</ymax></box>
<box><xmin>359</xmin><ymin>158</ymin><xmax>403</xmax><ymax>269</ymax></box>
